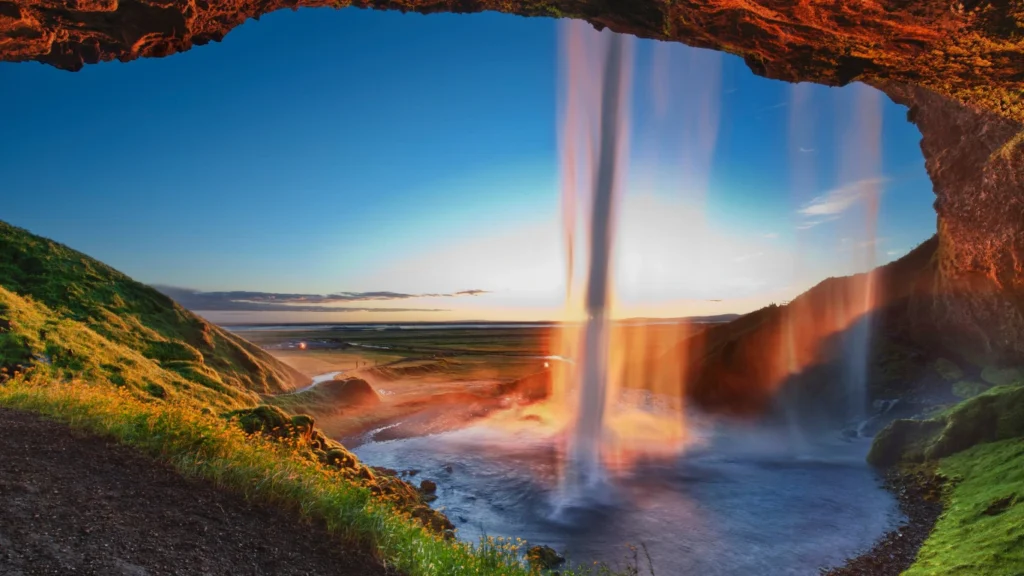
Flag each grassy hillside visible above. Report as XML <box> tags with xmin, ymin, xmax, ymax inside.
<box><xmin>0</xmin><ymin>221</ymin><xmax>306</xmax><ymax>408</ymax></box>
<box><xmin>867</xmin><ymin>381</ymin><xmax>1024</xmax><ymax>575</ymax></box>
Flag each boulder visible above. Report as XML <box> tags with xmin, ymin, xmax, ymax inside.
<box><xmin>318</xmin><ymin>377</ymin><xmax>380</xmax><ymax>406</ymax></box>
<box><xmin>526</xmin><ymin>545</ymin><xmax>565</xmax><ymax>570</ymax></box>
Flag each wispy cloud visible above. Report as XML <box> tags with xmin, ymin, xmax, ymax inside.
<box><xmin>886</xmin><ymin>249</ymin><xmax>904</xmax><ymax>257</ymax></box>
<box><xmin>762</xmin><ymin>232</ymin><xmax>779</xmax><ymax>239</ymax></box>
<box><xmin>153</xmin><ymin>286</ymin><xmax>489</xmax><ymax>313</ymax></box>
<box><xmin>795</xmin><ymin>178</ymin><xmax>886</xmax><ymax>230</ymax></box>
<box><xmin>798</xmin><ymin>147</ymin><xmax>815</xmax><ymax>153</ymax></box>
<box><xmin>798</xmin><ymin>177</ymin><xmax>886</xmax><ymax>218</ymax></box>
<box><xmin>796</xmin><ymin>215</ymin><xmax>840</xmax><ymax>230</ymax></box>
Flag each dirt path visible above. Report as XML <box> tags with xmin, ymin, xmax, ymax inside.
<box><xmin>0</xmin><ymin>408</ymin><xmax>394</xmax><ymax>576</ymax></box>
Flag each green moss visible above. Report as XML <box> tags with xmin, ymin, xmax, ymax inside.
<box><xmin>869</xmin><ymin>385</ymin><xmax>1024</xmax><ymax>467</ymax></box>
<box><xmin>981</xmin><ymin>366</ymin><xmax>1023</xmax><ymax>387</ymax></box>
<box><xmin>145</xmin><ymin>382</ymin><xmax>167</xmax><ymax>399</ymax></box>
<box><xmin>226</xmin><ymin>405</ymin><xmax>292</xmax><ymax>436</ymax></box>
<box><xmin>933</xmin><ymin>358</ymin><xmax>965</xmax><ymax>382</ymax></box>
<box><xmin>868</xmin><ymin>418</ymin><xmax>947</xmax><ymax>466</ymax></box>
<box><xmin>143</xmin><ymin>339</ymin><xmax>204</xmax><ymax>364</ymax></box>
<box><xmin>0</xmin><ymin>328</ymin><xmax>33</xmax><ymax>374</ymax></box>
<box><xmin>904</xmin><ymin>439</ymin><xmax>1024</xmax><ymax>576</ymax></box>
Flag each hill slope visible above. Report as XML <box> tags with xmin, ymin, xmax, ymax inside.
<box><xmin>679</xmin><ymin>236</ymin><xmax>941</xmax><ymax>415</ymax></box>
<box><xmin>0</xmin><ymin>220</ymin><xmax>307</xmax><ymax>409</ymax></box>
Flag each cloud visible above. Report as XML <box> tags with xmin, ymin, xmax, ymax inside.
<box><xmin>886</xmin><ymin>249</ymin><xmax>904</xmax><ymax>257</ymax></box>
<box><xmin>798</xmin><ymin>147</ymin><xmax>815</xmax><ymax>153</ymax></box>
<box><xmin>795</xmin><ymin>215</ymin><xmax>840</xmax><ymax>230</ymax></box>
<box><xmin>152</xmin><ymin>286</ymin><xmax>489</xmax><ymax>313</ymax></box>
<box><xmin>798</xmin><ymin>177</ymin><xmax>886</xmax><ymax>218</ymax></box>
<box><xmin>706</xmin><ymin>299</ymin><xmax>723</xmax><ymax>302</ymax></box>
<box><xmin>762</xmin><ymin>232</ymin><xmax>779</xmax><ymax>239</ymax></box>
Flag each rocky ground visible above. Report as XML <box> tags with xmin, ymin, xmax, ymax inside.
<box><xmin>0</xmin><ymin>408</ymin><xmax>394</xmax><ymax>576</ymax></box>
<box><xmin>823</xmin><ymin>468</ymin><xmax>944</xmax><ymax>576</ymax></box>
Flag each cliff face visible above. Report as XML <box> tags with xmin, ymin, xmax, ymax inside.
<box><xmin>880</xmin><ymin>82</ymin><xmax>1024</xmax><ymax>364</ymax></box>
<box><xmin>0</xmin><ymin>0</ymin><xmax>1022</xmax><ymax>122</ymax></box>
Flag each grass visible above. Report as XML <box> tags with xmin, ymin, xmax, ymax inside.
<box><xmin>0</xmin><ymin>286</ymin><xmax>248</xmax><ymax>410</ymax></box>
<box><xmin>869</xmin><ymin>378</ymin><xmax>1024</xmax><ymax>575</ymax></box>
<box><xmin>903</xmin><ymin>439</ymin><xmax>1024</xmax><ymax>575</ymax></box>
<box><xmin>868</xmin><ymin>383</ymin><xmax>1024</xmax><ymax>467</ymax></box>
<box><xmin>0</xmin><ymin>375</ymin><xmax>645</xmax><ymax>575</ymax></box>
<box><xmin>0</xmin><ymin>376</ymin><xmax>528</xmax><ymax>575</ymax></box>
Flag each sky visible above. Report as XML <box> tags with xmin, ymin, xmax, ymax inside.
<box><xmin>0</xmin><ymin>9</ymin><xmax>937</xmax><ymax>322</ymax></box>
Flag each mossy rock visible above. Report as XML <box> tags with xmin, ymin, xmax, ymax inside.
<box><xmin>869</xmin><ymin>385</ymin><xmax>1024</xmax><ymax>467</ymax></box>
<box><xmin>868</xmin><ymin>418</ymin><xmax>947</xmax><ymax>467</ymax></box>
<box><xmin>317</xmin><ymin>377</ymin><xmax>380</xmax><ymax>406</ymax></box>
<box><xmin>980</xmin><ymin>366</ymin><xmax>1023</xmax><ymax>387</ymax></box>
<box><xmin>290</xmin><ymin>414</ymin><xmax>315</xmax><ymax>435</ymax></box>
<box><xmin>933</xmin><ymin>358</ymin><xmax>965</xmax><ymax>382</ymax></box>
<box><xmin>324</xmin><ymin>448</ymin><xmax>357</xmax><ymax>469</ymax></box>
<box><xmin>526</xmin><ymin>545</ymin><xmax>565</xmax><ymax>570</ymax></box>
<box><xmin>952</xmin><ymin>380</ymin><xmax>988</xmax><ymax>399</ymax></box>
<box><xmin>226</xmin><ymin>405</ymin><xmax>291</xmax><ymax>435</ymax></box>
<box><xmin>410</xmin><ymin>504</ymin><xmax>455</xmax><ymax>535</ymax></box>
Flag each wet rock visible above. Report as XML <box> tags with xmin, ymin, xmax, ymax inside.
<box><xmin>419</xmin><ymin>479</ymin><xmax>437</xmax><ymax>494</ymax></box>
<box><xmin>824</xmin><ymin>468</ymin><xmax>944</xmax><ymax>575</ymax></box>
<box><xmin>410</xmin><ymin>504</ymin><xmax>455</xmax><ymax>536</ymax></box>
<box><xmin>443</xmin><ymin>464</ymin><xmax>453</xmax><ymax>474</ymax></box>
<box><xmin>526</xmin><ymin>545</ymin><xmax>565</xmax><ymax>570</ymax></box>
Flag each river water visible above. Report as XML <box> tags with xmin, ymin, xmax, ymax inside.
<box><xmin>353</xmin><ymin>417</ymin><xmax>897</xmax><ymax>574</ymax></box>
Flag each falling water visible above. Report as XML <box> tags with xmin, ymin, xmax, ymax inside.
<box><xmin>560</xmin><ymin>22</ymin><xmax>632</xmax><ymax>488</ymax></box>
<box><xmin>839</xmin><ymin>85</ymin><xmax>882</xmax><ymax>424</ymax></box>
<box><xmin>776</xmin><ymin>83</ymin><xmax>883</xmax><ymax>431</ymax></box>
<box><xmin>553</xmin><ymin>25</ymin><xmax>721</xmax><ymax>490</ymax></box>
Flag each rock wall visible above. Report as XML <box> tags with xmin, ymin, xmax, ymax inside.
<box><xmin>880</xmin><ymin>82</ymin><xmax>1024</xmax><ymax>364</ymax></box>
<box><xmin>1</xmin><ymin>0</ymin><xmax>1022</xmax><ymax>122</ymax></box>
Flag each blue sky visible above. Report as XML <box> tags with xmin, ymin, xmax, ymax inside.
<box><xmin>0</xmin><ymin>9</ymin><xmax>936</xmax><ymax>321</ymax></box>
